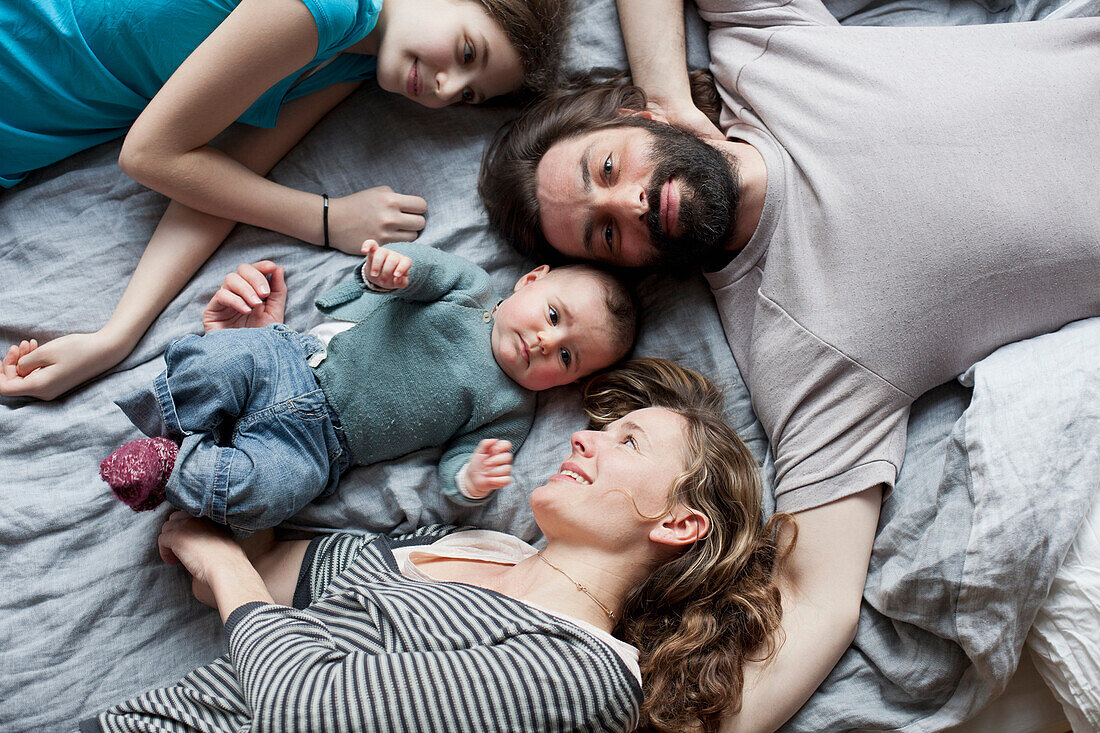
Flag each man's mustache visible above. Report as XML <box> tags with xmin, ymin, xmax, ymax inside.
<box><xmin>645</xmin><ymin>176</ymin><xmax>668</xmax><ymax>238</ymax></box>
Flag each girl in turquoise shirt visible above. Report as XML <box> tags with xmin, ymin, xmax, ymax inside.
<box><xmin>0</xmin><ymin>0</ymin><xmax>567</xmax><ymax>399</ymax></box>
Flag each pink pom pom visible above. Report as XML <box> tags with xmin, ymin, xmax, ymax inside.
<box><xmin>100</xmin><ymin>437</ymin><xmax>178</xmax><ymax>512</ymax></box>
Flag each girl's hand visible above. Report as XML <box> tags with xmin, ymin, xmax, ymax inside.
<box><xmin>329</xmin><ymin>186</ymin><xmax>427</xmax><ymax>254</ymax></box>
<box><xmin>361</xmin><ymin>240</ymin><xmax>412</xmax><ymax>289</ymax></box>
<box><xmin>202</xmin><ymin>261</ymin><xmax>288</xmax><ymax>332</ymax></box>
<box><xmin>464</xmin><ymin>439</ymin><xmax>514</xmax><ymax>500</ymax></box>
<box><xmin>158</xmin><ymin>511</ymin><xmax>246</xmax><ymax>590</ymax></box>
<box><xmin>0</xmin><ymin>332</ymin><xmax>129</xmax><ymax>401</ymax></box>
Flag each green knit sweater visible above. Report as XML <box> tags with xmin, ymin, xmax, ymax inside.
<box><xmin>311</xmin><ymin>243</ymin><xmax>535</xmax><ymax>505</ymax></box>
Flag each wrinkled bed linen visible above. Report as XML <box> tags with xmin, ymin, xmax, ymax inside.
<box><xmin>0</xmin><ymin>1</ymin><xmax>1095</xmax><ymax>731</ymax></box>
<box><xmin>790</xmin><ymin>319</ymin><xmax>1100</xmax><ymax>732</ymax></box>
<box><xmin>1027</xmin><ymin>379</ymin><xmax>1100</xmax><ymax>732</ymax></box>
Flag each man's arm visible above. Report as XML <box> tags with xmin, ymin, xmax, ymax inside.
<box><xmin>722</xmin><ymin>486</ymin><xmax>882</xmax><ymax>732</ymax></box>
<box><xmin>615</xmin><ymin>0</ymin><xmax>724</xmax><ymax>139</ymax></box>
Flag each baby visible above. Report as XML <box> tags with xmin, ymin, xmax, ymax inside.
<box><xmin>100</xmin><ymin>241</ymin><xmax>636</xmax><ymax>535</ymax></box>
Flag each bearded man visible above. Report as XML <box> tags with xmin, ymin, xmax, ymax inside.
<box><xmin>479</xmin><ymin>0</ymin><xmax>1100</xmax><ymax>729</ymax></box>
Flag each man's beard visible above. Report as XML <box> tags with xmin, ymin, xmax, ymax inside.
<box><xmin>628</xmin><ymin>118</ymin><xmax>739</xmax><ymax>268</ymax></box>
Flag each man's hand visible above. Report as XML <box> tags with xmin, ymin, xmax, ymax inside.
<box><xmin>464</xmin><ymin>439</ymin><xmax>514</xmax><ymax>500</ymax></box>
<box><xmin>202</xmin><ymin>261</ymin><xmax>288</xmax><ymax>332</ymax></box>
<box><xmin>650</xmin><ymin>98</ymin><xmax>725</xmax><ymax>141</ymax></box>
<box><xmin>362</xmin><ymin>240</ymin><xmax>412</xmax><ymax>289</ymax></box>
<box><xmin>328</xmin><ymin>186</ymin><xmax>427</xmax><ymax>254</ymax></box>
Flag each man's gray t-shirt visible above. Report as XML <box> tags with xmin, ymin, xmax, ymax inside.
<box><xmin>699</xmin><ymin>0</ymin><xmax>1100</xmax><ymax>514</ymax></box>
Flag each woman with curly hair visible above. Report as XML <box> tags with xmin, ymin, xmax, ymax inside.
<box><xmin>82</xmin><ymin>358</ymin><xmax>787</xmax><ymax>733</ymax></box>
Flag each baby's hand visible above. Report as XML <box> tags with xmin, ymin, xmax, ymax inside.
<box><xmin>202</xmin><ymin>261</ymin><xmax>287</xmax><ymax>333</ymax></box>
<box><xmin>463</xmin><ymin>439</ymin><xmax>514</xmax><ymax>500</ymax></box>
<box><xmin>361</xmin><ymin>240</ymin><xmax>412</xmax><ymax>289</ymax></box>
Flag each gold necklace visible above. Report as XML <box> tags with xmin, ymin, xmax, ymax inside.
<box><xmin>536</xmin><ymin>550</ymin><xmax>616</xmax><ymax>622</ymax></box>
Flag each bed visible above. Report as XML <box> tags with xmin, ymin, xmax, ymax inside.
<box><xmin>1</xmin><ymin>0</ymin><xmax>1096</xmax><ymax>730</ymax></box>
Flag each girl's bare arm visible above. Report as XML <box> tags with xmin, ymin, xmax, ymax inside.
<box><xmin>120</xmin><ymin>0</ymin><xmax>325</xmax><ymax>244</ymax></box>
<box><xmin>120</xmin><ymin>0</ymin><xmax>425</xmax><ymax>251</ymax></box>
<box><xmin>0</xmin><ymin>81</ymin><xmax>357</xmax><ymax>401</ymax></box>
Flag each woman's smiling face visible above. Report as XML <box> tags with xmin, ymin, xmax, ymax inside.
<box><xmin>531</xmin><ymin>407</ymin><xmax>692</xmax><ymax>546</ymax></box>
<box><xmin>372</xmin><ymin>0</ymin><xmax>524</xmax><ymax>107</ymax></box>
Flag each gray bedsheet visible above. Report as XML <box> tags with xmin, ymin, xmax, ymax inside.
<box><xmin>0</xmin><ymin>1</ymin><xmax>1093</xmax><ymax>731</ymax></box>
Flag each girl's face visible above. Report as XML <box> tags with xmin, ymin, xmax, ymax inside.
<box><xmin>531</xmin><ymin>408</ymin><xmax>693</xmax><ymax>550</ymax></box>
<box><xmin>373</xmin><ymin>0</ymin><xmax>524</xmax><ymax>108</ymax></box>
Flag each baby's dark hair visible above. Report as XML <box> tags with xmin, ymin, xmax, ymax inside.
<box><xmin>552</xmin><ymin>264</ymin><xmax>638</xmax><ymax>360</ymax></box>
<box><xmin>474</xmin><ymin>0</ymin><xmax>573</xmax><ymax>92</ymax></box>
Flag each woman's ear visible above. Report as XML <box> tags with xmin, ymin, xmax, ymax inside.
<box><xmin>513</xmin><ymin>264</ymin><xmax>551</xmax><ymax>292</ymax></box>
<box><xmin>650</xmin><ymin>504</ymin><xmax>710</xmax><ymax>548</ymax></box>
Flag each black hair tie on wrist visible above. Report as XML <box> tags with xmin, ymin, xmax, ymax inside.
<box><xmin>321</xmin><ymin>193</ymin><xmax>330</xmax><ymax>248</ymax></box>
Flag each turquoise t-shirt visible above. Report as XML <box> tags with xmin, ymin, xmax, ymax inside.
<box><xmin>0</xmin><ymin>0</ymin><xmax>382</xmax><ymax>187</ymax></box>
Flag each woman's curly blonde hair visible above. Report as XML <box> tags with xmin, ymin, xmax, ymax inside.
<box><xmin>583</xmin><ymin>357</ymin><xmax>792</xmax><ymax>733</ymax></box>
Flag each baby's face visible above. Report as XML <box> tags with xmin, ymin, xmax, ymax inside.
<box><xmin>491</xmin><ymin>269</ymin><xmax>622</xmax><ymax>391</ymax></box>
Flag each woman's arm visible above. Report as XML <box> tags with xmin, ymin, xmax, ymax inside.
<box><xmin>159</xmin><ymin>512</ymin><xmax>311</xmax><ymax>614</ymax></box>
<box><xmin>721</xmin><ymin>486</ymin><xmax>882</xmax><ymax>732</ymax></box>
<box><xmin>158</xmin><ymin>511</ymin><xmax>276</xmax><ymax>623</ymax></box>
<box><xmin>226</xmin><ymin>604</ymin><xmax>637</xmax><ymax>732</ymax></box>
<box><xmin>615</xmin><ymin>0</ymin><xmax>723</xmax><ymax>139</ymax></box>
<box><xmin>161</xmin><ymin>515</ymin><xmax>634</xmax><ymax>730</ymax></box>
<box><xmin>0</xmin><ymin>82</ymin><xmax>359</xmax><ymax>401</ymax></box>
<box><xmin>196</xmin><ymin>528</ymin><xmax>311</xmax><ymax>611</ymax></box>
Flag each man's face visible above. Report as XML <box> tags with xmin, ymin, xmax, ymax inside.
<box><xmin>535</xmin><ymin>119</ymin><xmax>739</xmax><ymax>268</ymax></box>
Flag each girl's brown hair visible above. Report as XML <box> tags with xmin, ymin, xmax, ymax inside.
<box><xmin>473</xmin><ymin>0</ymin><xmax>573</xmax><ymax>92</ymax></box>
<box><xmin>582</xmin><ymin>357</ymin><xmax>791</xmax><ymax>733</ymax></box>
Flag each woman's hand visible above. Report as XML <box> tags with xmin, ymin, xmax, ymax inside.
<box><xmin>329</xmin><ymin>187</ymin><xmax>427</xmax><ymax>254</ymax></box>
<box><xmin>202</xmin><ymin>261</ymin><xmax>288</xmax><ymax>332</ymax></box>
<box><xmin>158</xmin><ymin>510</ymin><xmax>275</xmax><ymax>619</ymax></box>
<box><xmin>464</xmin><ymin>439</ymin><xmax>514</xmax><ymax>500</ymax></box>
<box><xmin>0</xmin><ymin>331</ymin><xmax>130</xmax><ymax>401</ymax></box>
<box><xmin>158</xmin><ymin>511</ymin><xmax>245</xmax><ymax>587</ymax></box>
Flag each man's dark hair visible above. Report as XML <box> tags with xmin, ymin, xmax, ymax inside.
<box><xmin>479</xmin><ymin>71</ymin><xmax>723</xmax><ymax>265</ymax></box>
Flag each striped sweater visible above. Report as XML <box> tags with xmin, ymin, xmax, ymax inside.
<box><xmin>82</xmin><ymin>526</ymin><xmax>643</xmax><ymax>732</ymax></box>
